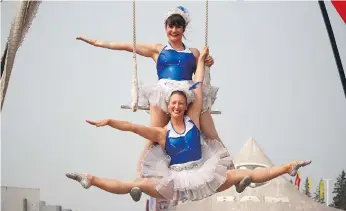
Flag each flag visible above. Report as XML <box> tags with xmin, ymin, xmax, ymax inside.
<box><xmin>148</xmin><ymin>197</ymin><xmax>155</xmax><ymax>211</ymax></box>
<box><xmin>332</xmin><ymin>0</ymin><xmax>346</xmax><ymax>23</ymax></box>
<box><xmin>146</xmin><ymin>199</ymin><xmax>149</xmax><ymax>211</ymax></box>
<box><xmin>308</xmin><ymin>176</ymin><xmax>312</xmax><ymax>192</ymax></box>
<box><xmin>319</xmin><ymin>179</ymin><xmax>325</xmax><ymax>201</ymax></box>
<box><xmin>294</xmin><ymin>171</ymin><xmax>301</xmax><ymax>189</ymax></box>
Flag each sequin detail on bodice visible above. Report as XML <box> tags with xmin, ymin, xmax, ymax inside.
<box><xmin>156</xmin><ymin>43</ymin><xmax>196</xmax><ymax>81</ymax></box>
<box><xmin>165</xmin><ymin>116</ymin><xmax>202</xmax><ymax>165</ymax></box>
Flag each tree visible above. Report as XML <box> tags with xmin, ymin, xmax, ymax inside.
<box><xmin>303</xmin><ymin>177</ymin><xmax>311</xmax><ymax>197</ymax></box>
<box><xmin>313</xmin><ymin>179</ymin><xmax>325</xmax><ymax>204</ymax></box>
<box><xmin>330</xmin><ymin>170</ymin><xmax>346</xmax><ymax>210</ymax></box>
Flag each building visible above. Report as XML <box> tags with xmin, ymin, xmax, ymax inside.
<box><xmin>1</xmin><ymin>186</ymin><xmax>72</xmax><ymax>211</ymax></box>
<box><xmin>174</xmin><ymin>138</ymin><xmax>342</xmax><ymax>211</ymax></box>
<box><xmin>1</xmin><ymin>186</ymin><xmax>40</xmax><ymax>211</ymax></box>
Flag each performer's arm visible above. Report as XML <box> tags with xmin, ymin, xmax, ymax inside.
<box><xmin>190</xmin><ymin>48</ymin><xmax>200</xmax><ymax>68</ymax></box>
<box><xmin>191</xmin><ymin>48</ymin><xmax>214</xmax><ymax>82</ymax></box>
<box><xmin>86</xmin><ymin>119</ymin><xmax>166</xmax><ymax>145</ymax></box>
<box><xmin>76</xmin><ymin>36</ymin><xmax>163</xmax><ymax>58</ymax></box>
<box><xmin>187</xmin><ymin>47</ymin><xmax>209</xmax><ymax>125</ymax></box>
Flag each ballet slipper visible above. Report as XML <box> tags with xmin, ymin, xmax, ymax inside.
<box><xmin>235</xmin><ymin>176</ymin><xmax>252</xmax><ymax>193</ymax></box>
<box><xmin>65</xmin><ymin>172</ymin><xmax>91</xmax><ymax>189</ymax></box>
<box><xmin>130</xmin><ymin>187</ymin><xmax>142</xmax><ymax>202</ymax></box>
<box><xmin>288</xmin><ymin>160</ymin><xmax>312</xmax><ymax>176</ymax></box>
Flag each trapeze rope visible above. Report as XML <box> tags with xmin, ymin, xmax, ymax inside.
<box><xmin>130</xmin><ymin>0</ymin><xmax>139</xmax><ymax>112</ymax></box>
<box><xmin>203</xmin><ymin>0</ymin><xmax>213</xmax><ymax>110</ymax></box>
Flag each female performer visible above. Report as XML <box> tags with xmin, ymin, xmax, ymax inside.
<box><xmin>76</xmin><ymin>6</ymin><xmax>230</xmax><ymax>201</ymax></box>
<box><xmin>66</xmin><ymin>47</ymin><xmax>311</xmax><ymax>208</ymax></box>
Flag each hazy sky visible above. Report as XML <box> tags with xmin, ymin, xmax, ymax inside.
<box><xmin>1</xmin><ymin>1</ymin><xmax>346</xmax><ymax>211</ymax></box>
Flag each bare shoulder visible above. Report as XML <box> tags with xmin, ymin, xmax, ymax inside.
<box><xmin>190</xmin><ymin>48</ymin><xmax>200</xmax><ymax>58</ymax></box>
<box><xmin>155</xmin><ymin>126</ymin><xmax>168</xmax><ymax>138</ymax></box>
<box><xmin>151</xmin><ymin>44</ymin><xmax>165</xmax><ymax>62</ymax></box>
<box><xmin>156</xmin><ymin>126</ymin><xmax>168</xmax><ymax>147</ymax></box>
<box><xmin>186</xmin><ymin>112</ymin><xmax>200</xmax><ymax>131</ymax></box>
<box><xmin>154</xmin><ymin>43</ymin><xmax>165</xmax><ymax>52</ymax></box>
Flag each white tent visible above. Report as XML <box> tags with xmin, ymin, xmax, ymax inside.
<box><xmin>176</xmin><ymin>138</ymin><xmax>342</xmax><ymax>211</ymax></box>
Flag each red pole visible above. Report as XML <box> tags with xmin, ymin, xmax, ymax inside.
<box><xmin>145</xmin><ymin>199</ymin><xmax>149</xmax><ymax>211</ymax></box>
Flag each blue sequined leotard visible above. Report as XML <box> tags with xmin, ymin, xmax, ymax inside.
<box><xmin>165</xmin><ymin>116</ymin><xmax>201</xmax><ymax>165</ymax></box>
<box><xmin>156</xmin><ymin>43</ymin><xmax>197</xmax><ymax>81</ymax></box>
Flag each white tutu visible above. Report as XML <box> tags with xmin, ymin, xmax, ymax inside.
<box><xmin>141</xmin><ymin>139</ymin><xmax>234</xmax><ymax>203</ymax></box>
<box><xmin>138</xmin><ymin>79</ymin><xmax>219</xmax><ymax>113</ymax></box>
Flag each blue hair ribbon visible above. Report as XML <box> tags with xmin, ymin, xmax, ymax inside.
<box><xmin>177</xmin><ymin>6</ymin><xmax>188</xmax><ymax>13</ymax></box>
<box><xmin>189</xmin><ymin>81</ymin><xmax>201</xmax><ymax>90</ymax></box>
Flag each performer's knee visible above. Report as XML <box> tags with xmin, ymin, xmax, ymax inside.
<box><xmin>149</xmin><ymin>106</ymin><xmax>169</xmax><ymax>127</ymax></box>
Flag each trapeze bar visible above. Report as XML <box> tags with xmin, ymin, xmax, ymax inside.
<box><xmin>120</xmin><ymin>105</ymin><xmax>222</xmax><ymax>114</ymax></box>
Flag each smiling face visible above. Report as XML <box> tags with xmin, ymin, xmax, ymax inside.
<box><xmin>168</xmin><ymin>91</ymin><xmax>188</xmax><ymax>118</ymax></box>
<box><xmin>165</xmin><ymin>14</ymin><xmax>186</xmax><ymax>43</ymax></box>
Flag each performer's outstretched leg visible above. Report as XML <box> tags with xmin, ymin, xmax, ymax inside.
<box><xmin>199</xmin><ymin>110</ymin><xmax>252</xmax><ymax>192</ymax></box>
<box><xmin>217</xmin><ymin>160</ymin><xmax>311</xmax><ymax>192</ymax></box>
<box><xmin>65</xmin><ymin>172</ymin><xmax>164</xmax><ymax>199</ymax></box>
<box><xmin>132</xmin><ymin>105</ymin><xmax>169</xmax><ymax>201</ymax></box>
<box><xmin>136</xmin><ymin>106</ymin><xmax>169</xmax><ymax>177</ymax></box>
<box><xmin>200</xmin><ymin>110</ymin><xmax>221</xmax><ymax>141</ymax></box>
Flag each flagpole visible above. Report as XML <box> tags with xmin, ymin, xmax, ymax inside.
<box><xmin>318</xmin><ymin>0</ymin><xmax>346</xmax><ymax>99</ymax></box>
<box><xmin>146</xmin><ymin>199</ymin><xmax>149</xmax><ymax>211</ymax></box>
<box><xmin>323</xmin><ymin>178</ymin><xmax>333</xmax><ymax>206</ymax></box>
